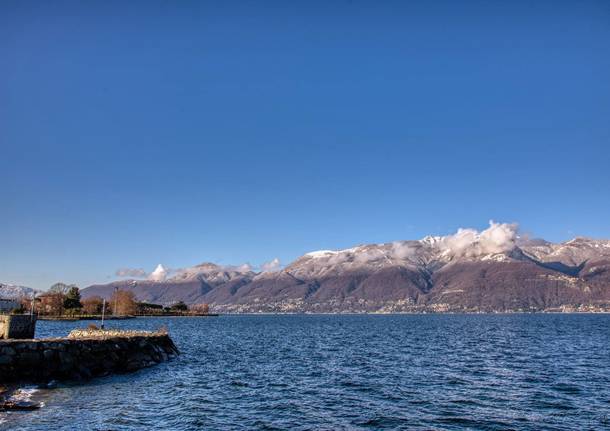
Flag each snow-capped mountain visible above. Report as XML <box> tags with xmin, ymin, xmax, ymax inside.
<box><xmin>82</xmin><ymin>223</ymin><xmax>610</xmax><ymax>313</ymax></box>
<box><xmin>0</xmin><ymin>283</ymin><xmax>39</xmax><ymax>299</ymax></box>
<box><xmin>520</xmin><ymin>237</ymin><xmax>610</xmax><ymax>266</ymax></box>
<box><xmin>170</xmin><ymin>263</ymin><xmax>256</xmax><ymax>284</ymax></box>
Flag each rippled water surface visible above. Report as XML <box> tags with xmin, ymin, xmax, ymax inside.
<box><xmin>2</xmin><ymin>314</ymin><xmax>610</xmax><ymax>430</ymax></box>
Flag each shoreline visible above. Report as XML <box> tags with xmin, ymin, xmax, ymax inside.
<box><xmin>37</xmin><ymin>313</ymin><xmax>219</xmax><ymax>321</ymax></box>
<box><xmin>215</xmin><ymin>310</ymin><xmax>610</xmax><ymax>315</ymax></box>
<box><xmin>33</xmin><ymin>311</ymin><xmax>610</xmax><ymax>321</ymax></box>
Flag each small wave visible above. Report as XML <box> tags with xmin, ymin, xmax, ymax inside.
<box><xmin>354</xmin><ymin>416</ymin><xmax>407</xmax><ymax>428</ymax></box>
<box><xmin>552</xmin><ymin>382</ymin><xmax>583</xmax><ymax>394</ymax></box>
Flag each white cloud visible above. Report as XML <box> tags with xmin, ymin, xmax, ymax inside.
<box><xmin>115</xmin><ymin>268</ymin><xmax>147</xmax><ymax>278</ymax></box>
<box><xmin>354</xmin><ymin>248</ymin><xmax>384</xmax><ymax>263</ymax></box>
<box><xmin>438</xmin><ymin>220</ymin><xmax>518</xmax><ymax>258</ymax></box>
<box><xmin>391</xmin><ymin>242</ymin><xmax>419</xmax><ymax>260</ymax></box>
<box><xmin>235</xmin><ymin>263</ymin><xmax>253</xmax><ymax>273</ymax></box>
<box><xmin>219</xmin><ymin>263</ymin><xmax>253</xmax><ymax>273</ymax></box>
<box><xmin>261</xmin><ymin>258</ymin><xmax>282</xmax><ymax>272</ymax></box>
<box><xmin>148</xmin><ymin>264</ymin><xmax>168</xmax><ymax>282</ymax></box>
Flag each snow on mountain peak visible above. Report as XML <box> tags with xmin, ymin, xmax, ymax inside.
<box><xmin>305</xmin><ymin>250</ymin><xmax>340</xmax><ymax>258</ymax></box>
<box><xmin>305</xmin><ymin>246</ymin><xmax>363</xmax><ymax>259</ymax></box>
<box><xmin>419</xmin><ymin>236</ymin><xmax>442</xmax><ymax>246</ymax></box>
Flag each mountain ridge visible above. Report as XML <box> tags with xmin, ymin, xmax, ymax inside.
<box><xmin>80</xmin><ymin>225</ymin><xmax>610</xmax><ymax>312</ymax></box>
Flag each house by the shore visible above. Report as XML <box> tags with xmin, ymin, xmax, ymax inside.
<box><xmin>0</xmin><ymin>298</ymin><xmax>19</xmax><ymax>313</ymax></box>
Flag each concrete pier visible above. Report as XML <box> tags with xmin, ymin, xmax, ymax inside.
<box><xmin>0</xmin><ymin>314</ymin><xmax>37</xmax><ymax>339</ymax></box>
<box><xmin>0</xmin><ymin>330</ymin><xmax>179</xmax><ymax>382</ymax></box>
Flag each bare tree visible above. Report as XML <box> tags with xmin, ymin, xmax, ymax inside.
<box><xmin>82</xmin><ymin>296</ymin><xmax>104</xmax><ymax>314</ymax></box>
<box><xmin>48</xmin><ymin>282</ymin><xmax>73</xmax><ymax>295</ymax></box>
<box><xmin>110</xmin><ymin>290</ymin><xmax>137</xmax><ymax>315</ymax></box>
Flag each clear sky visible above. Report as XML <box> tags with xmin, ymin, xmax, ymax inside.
<box><xmin>1</xmin><ymin>0</ymin><xmax>610</xmax><ymax>290</ymax></box>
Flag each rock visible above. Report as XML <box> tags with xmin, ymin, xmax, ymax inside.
<box><xmin>43</xmin><ymin>349</ymin><xmax>55</xmax><ymax>360</ymax></box>
<box><xmin>0</xmin><ymin>401</ymin><xmax>42</xmax><ymax>411</ymax></box>
<box><xmin>0</xmin><ymin>346</ymin><xmax>16</xmax><ymax>356</ymax></box>
<box><xmin>20</xmin><ymin>351</ymin><xmax>41</xmax><ymax>366</ymax></box>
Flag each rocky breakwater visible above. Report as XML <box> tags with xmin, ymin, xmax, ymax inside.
<box><xmin>0</xmin><ymin>329</ymin><xmax>179</xmax><ymax>383</ymax></box>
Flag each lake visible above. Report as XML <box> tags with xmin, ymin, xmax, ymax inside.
<box><xmin>2</xmin><ymin>314</ymin><xmax>610</xmax><ymax>430</ymax></box>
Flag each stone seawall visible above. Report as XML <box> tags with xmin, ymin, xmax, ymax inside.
<box><xmin>0</xmin><ymin>332</ymin><xmax>179</xmax><ymax>383</ymax></box>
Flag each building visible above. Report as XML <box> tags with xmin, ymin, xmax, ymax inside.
<box><xmin>0</xmin><ymin>298</ymin><xmax>36</xmax><ymax>339</ymax></box>
<box><xmin>0</xmin><ymin>298</ymin><xmax>19</xmax><ymax>313</ymax></box>
<box><xmin>35</xmin><ymin>292</ymin><xmax>64</xmax><ymax>315</ymax></box>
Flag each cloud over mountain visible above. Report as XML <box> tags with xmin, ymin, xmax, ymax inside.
<box><xmin>438</xmin><ymin>220</ymin><xmax>518</xmax><ymax>258</ymax></box>
<box><xmin>148</xmin><ymin>264</ymin><xmax>168</xmax><ymax>282</ymax></box>
<box><xmin>115</xmin><ymin>268</ymin><xmax>148</xmax><ymax>278</ymax></box>
<box><xmin>261</xmin><ymin>258</ymin><xmax>282</xmax><ymax>272</ymax></box>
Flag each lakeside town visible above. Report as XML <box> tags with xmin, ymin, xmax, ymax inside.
<box><xmin>0</xmin><ymin>283</ymin><xmax>213</xmax><ymax>320</ymax></box>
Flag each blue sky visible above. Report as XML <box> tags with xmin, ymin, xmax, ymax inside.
<box><xmin>1</xmin><ymin>0</ymin><xmax>609</xmax><ymax>289</ymax></box>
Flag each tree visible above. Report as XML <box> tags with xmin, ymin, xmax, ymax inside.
<box><xmin>137</xmin><ymin>302</ymin><xmax>164</xmax><ymax>315</ymax></box>
<box><xmin>63</xmin><ymin>286</ymin><xmax>82</xmax><ymax>312</ymax></box>
<box><xmin>82</xmin><ymin>296</ymin><xmax>104</xmax><ymax>314</ymax></box>
<box><xmin>191</xmin><ymin>303</ymin><xmax>210</xmax><ymax>314</ymax></box>
<box><xmin>48</xmin><ymin>282</ymin><xmax>72</xmax><ymax>295</ymax></box>
<box><xmin>110</xmin><ymin>289</ymin><xmax>137</xmax><ymax>315</ymax></box>
<box><xmin>10</xmin><ymin>302</ymin><xmax>25</xmax><ymax>314</ymax></box>
<box><xmin>170</xmin><ymin>301</ymin><xmax>188</xmax><ymax>312</ymax></box>
<box><xmin>40</xmin><ymin>282</ymin><xmax>76</xmax><ymax>316</ymax></box>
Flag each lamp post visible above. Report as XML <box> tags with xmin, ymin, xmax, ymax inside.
<box><xmin>114</xmin><ymin>286</ymin><xmax>119</xmax><ymax>316</ymax></box>
<box><xmin>30</xmin><ymin>294</ymin><xmax>35</xmax><ymax>322</ymax></box>
<box><xmin>101</xmin><ymin>298</ymin><xmax>106</xmax><ymax>329</ymax></box>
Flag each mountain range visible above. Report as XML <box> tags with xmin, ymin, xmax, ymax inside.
<box><xmin>79</xmin><ymin>223</ymin><xmax>610</xmax><ymax>313</ymax></box>
<box><xmin>0</xmin><ymin>283</ymin><xmax>40</xmax><ymax>300</ymax></box>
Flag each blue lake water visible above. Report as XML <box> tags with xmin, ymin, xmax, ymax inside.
<box><xmin>2</xmin><ymin>314</ymin><xmax>610</xmax><ymax>430</ymax></box>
